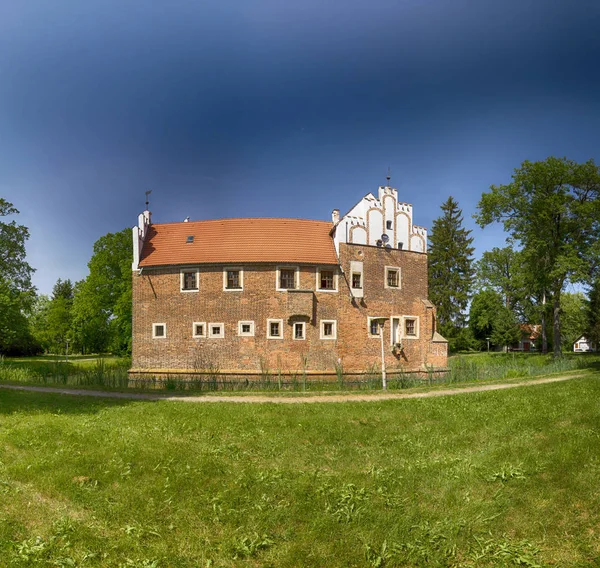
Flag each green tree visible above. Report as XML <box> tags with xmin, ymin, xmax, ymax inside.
<box><xmin>469</xmin><ymin>290</ymin><xmax>504</xmax><ymax>343</ymax></box>
<box><xmin>476</xmin><ymin>157</ymin><xmax>600</xmax><ymax>357</ymax></box>
<box><xmin>46</xmin><ymin>279</ymin><xmax>74</xmax><ymax>352</ymax></box>
<box><xmin>560</xmin><ymin>292</ymin><xmax>588</xmax><ymax>350</ymax></box>
<box><xmin>71</xmin><ymin>229</ymin><xmax>132</xmax><ymax>354</ymax></box>
<box><xmin>475</xmin><ymin>247</ymin><xmax>525</xmax><ymax>310</ymax></box>
<box><xmin>587</xmin><ymin>277</ymin><xmax>600</xmax><ymax>347</ymax></box>
<box><xmin>428</xmin><ymin>196</ymin><xmax>475</xmax><ymax>340</ymax></box>
<box><xmin>0</xmin><ymin>198</ymin><xmax>34</xmax><ymax>291</ymax></box>
<box><xmin>29</xmin><ymin>294</ymin><xmax>52</xmax><ymax>352</ymax></box>
<box><xmin>490</xmin><ymin>305</ymin><xmax>521</xmax><ymax>352</ymax></box>
<box><xmin>469</xmin><ymin>289</ymin><xmax>520</xmax><ymax>351</ymax></box>
<box><xmin>0</xmin><ymin>280</ymin><xmax>37</xmax><ymax>355</ymax></box>
<box><xmin>0</xmin><ymin>198</ymin><xmax>37</xmax><ymax>354</ymax></box>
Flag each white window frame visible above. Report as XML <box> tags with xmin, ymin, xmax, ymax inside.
<box><xmin>367</xmin><ymin>317</ymin><xmax>383</xmax><ymax>338</ymax></box>
<box><xmin>152</xmin><ymin>323</ymin><xmax>167</xmax><ymax>339</ymax></box>
<box><xmin>316</xmin><ymin>267</ymin><xmax>338</xmax><ymax>292</ymax></box>
<box><xmin>223</xmin><ymin>267</ymin><xmax>244</xmax><ymax>291</ymax></box>
<box><xmin>238</xmin><ymin>320</ymin><xmax>255</xmax><ymax>337</ymax></box>
<box><xmin>320</xmin><ymin>319</ymin><xmax>337</xmax><ymax>340</ymax></box>
<box><xmin>350</xmin><ymin>260</ymin><xmax>364</xmax><ymax>298</ymax></box>
<box><xmin>384</xmin><ymin>266</ymin><xmax>401</xmax><ymax>289</ymax></box>
<box><xmin>276</xmin><ymin>266</ymin><xmax>299</xmax><ymax>291</ymax></box>
<box><xmin>293</xmin><ymin>321</ymin><xmax>306</xmax><ymax>340</ymax></box>
<box><xmin>402</xmin><ymin>316</ymin><xmax>420</xmax><ymax>340</ymax></box>
<box><xmin>267</xmin><ymin>318</ymin><xmax>284</xmax><ymax>339</ymax></box>
<box><xmin>208</xmin><ymin>322</ymin><xmax>225</xmax><ymax>338</ymax></box>
<box><xmin>192</xmin><ymin>321</ymin><xmax>206</xmax><ymax>338</ymax></box>
<box><xmin>180</xmin><ymin>267</ymin><xmax>199</xmax><ymax>292</ymax></box>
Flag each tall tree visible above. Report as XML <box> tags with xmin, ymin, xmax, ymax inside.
<box><xmin>428</xmin><ymin>196</ymin><xmax>475</xmax><ymax>339</ymax></box>
<box><xmin>469</xmin><ymin>289</ymin><xmax>520</xmax><ymax>351</ymax></box>
<box><xmin>475</xmin><ymin>247</ymin><xmax>523</xmax><ymax>310</ymax></box>
<box><xmin>0</xmin><ymin>198</ymin><xmax>34</xmax><ymax>291</ymax></box>
<box><xmin>587</xmin><ymin>277</ymin><xmax>600</xmax><ymax>347</ymax></box>
<box><xmin>560</xmin><ymin>292</ymin><xmax>588</xmax><ymax>350</ymax></box>
<box><xmin>476</xmin><ymin>157</ymin><xmax>600</xmax><ymax>357</ymax></box>
<box><xmin>46</xmin><ymin>279</ymin><xmax>74</xmax><ymax>352</ymax></box>
<box><xmin>0</xmin><ymin>198</ymin><xmax>37</xmax><ymax>355</ymax></box>
<box><xmin>71</xmin><ymin>229</ymin><xmax>132</xmax><ymax>354</ymax></box>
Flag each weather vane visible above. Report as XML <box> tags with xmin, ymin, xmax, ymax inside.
<box><xmin>386</xmin><ymin>167</ymin><xmax>391</xmax><ymax>186</ymax></box>
<box><xmin>145</xmin><ymin>190</ymin><xmax>152</xmax><ymax>210</ymax></box>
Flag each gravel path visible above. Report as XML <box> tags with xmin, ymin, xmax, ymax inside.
<box><xmin>0</xmin><ymin>374</ymin><xmax>586</xmax><ymax>404</ymax></box>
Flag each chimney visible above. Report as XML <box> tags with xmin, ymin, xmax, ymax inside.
<box><xmin>331</xmin><ymin>209</ymin><xmax>340</xmax><ymax>225</ymax></box>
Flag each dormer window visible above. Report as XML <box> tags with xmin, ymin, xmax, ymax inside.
<box><xmin>186</xmin><ymin>235</ymin><xmax>194</xmax><ymax>244</ymax></box>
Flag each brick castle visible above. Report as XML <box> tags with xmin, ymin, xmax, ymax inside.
<box><xmin>130</xmin><ymin>184</ymin><xmax>448</xmax><ymax>377</ymax></box>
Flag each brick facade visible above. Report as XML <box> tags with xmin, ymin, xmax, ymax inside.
<box><xmin>130</xmin><ymin>185</ymin><xmax>448</xmax><ymax>377</ymax></box>
<box><xmin>131</xmin><ymin>244</ymin><xmax>448</xmax><ymax>376</ymax></box>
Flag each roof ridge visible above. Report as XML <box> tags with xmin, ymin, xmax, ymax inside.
<box><xmin>150</xmin><ymin>217</ymin><xmax>331</xmax><ymax>227</ymax></box>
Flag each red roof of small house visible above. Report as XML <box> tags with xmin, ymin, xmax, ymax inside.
<box><xmin>139</xmin><ymin>218</ymin><xmax>339</xmax><ymax>267</ymax></box>
<box><xmin>519</xmin><ymin>324</ymin><xmax>541</xmax><ymax>340</ymax></box>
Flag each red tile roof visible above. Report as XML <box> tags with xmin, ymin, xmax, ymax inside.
<box><xmin>139</xmin><ymin>218</ymin><xmax>338</xmax><ymax>267</ymax></box>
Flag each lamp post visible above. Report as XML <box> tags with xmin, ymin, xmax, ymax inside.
<box><xmin>486</xmin><ymin>337</ymin><xmax>490</xmax><ymax>353</ymax></box>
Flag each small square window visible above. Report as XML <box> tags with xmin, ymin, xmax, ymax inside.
<box><xmin>192</xmin><ymin>322</ymin><xmax>206</xmax><ymax>338</ymax></box>
<box><xmin>398</xmin><ymin>242</ymin><xmax>403</xmax><ymax>250</ymax></box>
<box><xmin>352</xmin><ymin>272</ymin><xmax>362</xmax><ymax>289</ymax></box>
<box><xmin>238</xmin><ymin>321</ymin><xmax>255</xmax><ymax>336</ymax></box>
<box><xmin>386</xmin><ymin>220</ymin><xmax>392</xmax><ymax>230</ymax></box>
<box><xmin>385</xmin><ymin>266</ymin><xmax>401</xmax><ymax>289</ymax></box>
<box><xmin>153</xmin><ymin>323</ymin><xmax>166</xmax><ymax>338</ymax></box>
<box><xmin>267</xmin><ymin>319</ymin><xmax>284</xmax><ymax>339</ymax></box>
<box><xmin>368</xmin><ymin>318</ymin><xmax>382</xmax><ymax>337</ymax></box>
<box><xmin>181</xmin><ymin>269</ymin><xmax>199</xmax><ymax>291</ymax></box>
<box><xmin>279</xmin><ymin>269</ymin><xmax>296</xmax><ymax>290</ymax></box>
<box><xmin>208</xmin><ymin>323</ymin><xmax>224</xmax><ymax>338</ymax></box>
<box><xmin>293</xmin><ymin>322</ymin><xmax>306</xmax><ymax>340</ymax></box>
<box><xmin>320</xmin><ymin>320</ymin><xmax>337</xmax><ymax>340</ymax></box>
<box><xmin>224</xmin><ymin>268</ymin><xmax>243</xmax><ymax>290</ymax></box>
<box><xmin>319</xmin><ymin>269</ymin><xmax>335</xmax><ymax>290</ymax></box>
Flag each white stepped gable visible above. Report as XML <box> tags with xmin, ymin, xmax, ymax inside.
<box><xmin>132</xmin><ymin>210</ymin><xmax>151</xmax><ymax>270</ymax></box>
<box><xmin>332</xmin><ymin>186</ymin><xmax>427</xmax><ymax>254</ymax></box>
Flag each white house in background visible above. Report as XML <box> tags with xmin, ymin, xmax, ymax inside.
<box><xmin>573</xmin><ymin>336</ymin><xmax>596</xmax><ymax>352</ymax></box>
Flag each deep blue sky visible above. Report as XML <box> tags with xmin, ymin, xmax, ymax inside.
<box><xmin>1</xmin><ymin>0</ymin><xmax>599</xmax><ymax>295</ymax></box>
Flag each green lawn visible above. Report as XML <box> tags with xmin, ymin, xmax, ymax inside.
<box><xmin>1</xmin><ymin>375</ymin><xmax>599</xmax><ymax>566</ymax></box>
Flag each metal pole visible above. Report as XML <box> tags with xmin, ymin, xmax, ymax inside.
<box><xmin>380</xmin><ymin>322</ymin><xmax>387</xmax><ymax>390</ymax></box>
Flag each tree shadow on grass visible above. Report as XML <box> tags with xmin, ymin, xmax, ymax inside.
<box><xmin>0</xmin><ymin>388</ymin><xmax>150</xmax><ymax>416</ymax></box>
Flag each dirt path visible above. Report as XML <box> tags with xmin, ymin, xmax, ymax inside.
<box><xmin>0</xmin><ymin>374</ymin><xmax>587</xmax><ymax>404</ymax></box>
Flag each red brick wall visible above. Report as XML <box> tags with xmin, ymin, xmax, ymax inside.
<box><xmin>336</xmin><ymin>243</ymin><xmax>446</xmax><ymax>373</ymax></box>
<box><xmin>131</xmin><ymin>246</ymin><xmax>448</xmax><ymax>374</ymax></box>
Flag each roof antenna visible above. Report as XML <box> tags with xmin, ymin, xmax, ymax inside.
<box><xmin>145</xmin><ymin>190</ymin><xmax>152</xmax><ymax>210</ymax></box>
<box><xmin>386</xmin><ymin>167</ymin><xmax>391</xmax><ymax>186</ymax></box>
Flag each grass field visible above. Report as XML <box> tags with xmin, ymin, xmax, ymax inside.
<box><xmin>1</xmin><ymin>375</ymin><xmax>599</xmax><ymax>566</ymax></box>
<box><xmin>0</xmin><ymin>353</ymin><xmax>598</xmax><ymax>393</ymax></box>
